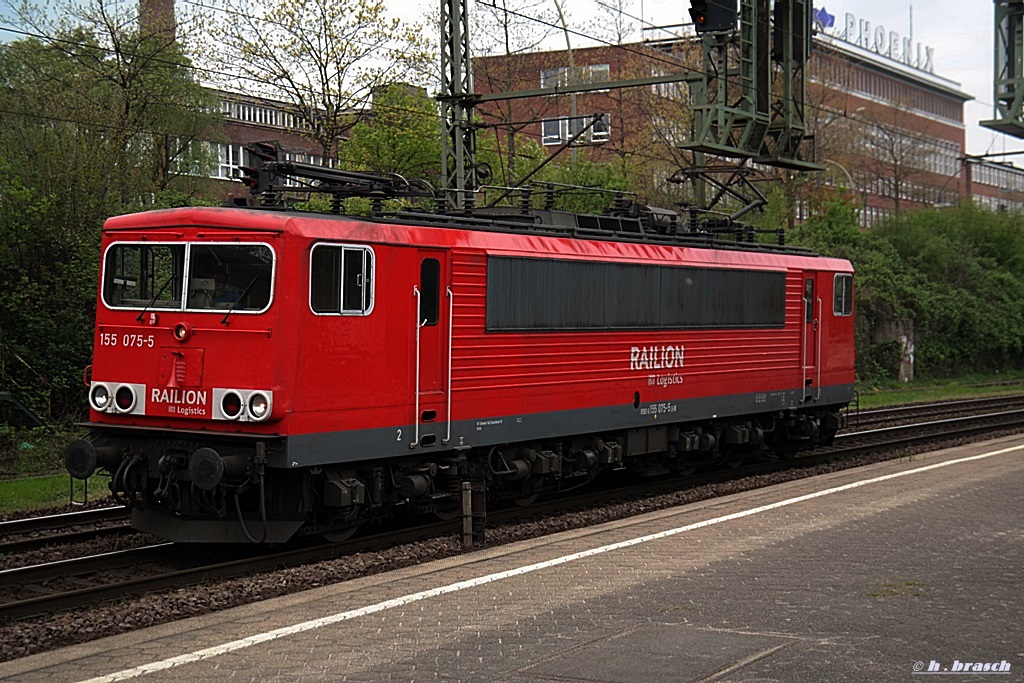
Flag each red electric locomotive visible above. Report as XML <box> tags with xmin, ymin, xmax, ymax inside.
<box><xmin>66</xmin><ymin>158</ymin><xmax>855</xmax><ymax>543</ymax></box>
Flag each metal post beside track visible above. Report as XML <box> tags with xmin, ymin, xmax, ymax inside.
<box><xmin>461</xmin><ymin>481</ymin><xmax>486</xmax><ymax>549</ymax></box>
<box><xmin>69</xmin><ymin>474</ymin><xmax>88</xmax><ymax>506</ymax></box>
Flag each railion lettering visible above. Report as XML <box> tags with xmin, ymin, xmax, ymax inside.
<box><xmin>630</xmin><ymin>345</ymin><xmax>685</xmax><ymax>371</ymax></box>
<box><xmin>150</xmin><ymin>388</ymin><xmax>208</xmax><ymax>406</ymax></box>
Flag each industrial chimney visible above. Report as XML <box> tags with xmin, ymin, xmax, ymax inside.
<box><xmin>139</xmin><ymin>0</ymin><xmax>175</xmax><ymax>40</ymax></box>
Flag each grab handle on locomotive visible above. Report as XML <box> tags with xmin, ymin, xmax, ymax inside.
<box><xmin>412</xmin><ymin>285</ymin><xmax>421</xmax><ymax>449</ymax></box>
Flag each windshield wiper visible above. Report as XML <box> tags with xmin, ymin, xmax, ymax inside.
<box><xmin>221</xmin><ymin>275</ymin><xmax>260</xmax><ymax>326</ymax></box>
<box><xmin>136</xmin><ymin>275</ymin><xmax>175</xmax><ymax>322</ymax></box>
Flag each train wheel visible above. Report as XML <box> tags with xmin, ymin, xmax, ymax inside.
<box><xmin>513</xmin><ymin>493</ymin><xmax>539</xmax><ymax>507</ymax></box>
<box><xmin>435</xmin><ymin>503</ymin><xmax>462</xmax><ymax>521</ymax></box>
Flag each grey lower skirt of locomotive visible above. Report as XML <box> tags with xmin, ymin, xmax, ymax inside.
<box><xmin>65</xmin><ymin>406</ymin><xmax>846</xmax><ymax>544</ymax></box>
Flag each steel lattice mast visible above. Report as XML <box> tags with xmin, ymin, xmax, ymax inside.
<box><xmin>440</xmin><ymin>0</ymin><xmax>478</xmax><ymax>209</ymax></box>
<box><xmin>982</xmin><ymin>0</ymin><xmax>1024</xmax><ymax>139</ymax></box>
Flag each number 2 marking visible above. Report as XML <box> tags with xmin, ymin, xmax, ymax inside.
<box><xmin>396</xmin><ymin>429</ymin><xmax>402</xmax><ymax>441</ymax></box>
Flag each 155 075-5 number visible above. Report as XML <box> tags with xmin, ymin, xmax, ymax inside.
<box><xmin>99</xmin><ymin>333</ymin><xmax>155</xmax><ymax>348</ymax></box>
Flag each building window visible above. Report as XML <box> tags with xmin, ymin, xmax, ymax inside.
<box><xmin>212</xmin><ymin>143</ymin><xmax>248</xmax><ymax>180</ymax></box>
<box><xmin>652</xmin><ymin>116</ymin><xmax>685</xmax><ymax>145</ymax></box>
<box><xmin>540</xmin><ymin>114</ymin><xmax>611</xmax><ymax>145</ymax></box>
<box><xmin>542</xmin><ymin>119</ymin><xmax>563</xmax><ymax>145</ymax></box>
<box><xmin>541</xmin><ymin>67</ymin><xmax>568</xmax><ymax>89</ymax></box>
<box><xmin>220</xmin><ymin>98</ymin><xmax>307</xmax><ymax>130</ymax></box>
<box><xmin>650</xmin><ymin>68</ymin><xmax>687</xmax><ymax>101</ymax></box>
<box><xmin>586</xmin><ymin>63</ymin><xmax>610</xmax><ymax>85</ymax></box>
<box><xmin>591</xmin><ymin>113</ymin><xmax>611</xmax><ymax>142</ymax></box>
<box><xmin>539</xmin><ymin>64</ymin><xmax>610</xmax><ymax>90</ymax></box>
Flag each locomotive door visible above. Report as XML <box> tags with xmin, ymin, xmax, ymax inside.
<box><xmin>801</xmin><ymin>273</ymin><xmax>821</xmax><ymax>401</ymax></box>
<box><xmin>411</xmin><ymin>251</ymin><xmax>451</xmax><ymax>448</ymax></box>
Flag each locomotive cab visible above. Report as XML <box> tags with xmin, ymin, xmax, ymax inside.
<box><xmin>66</xmin><ymin>216</ymin><xmax>300</xmax><ymax>542</ymax></box>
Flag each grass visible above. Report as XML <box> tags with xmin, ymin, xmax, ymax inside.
<box><xmin>0</xmin><ymin>422</ymin><xmax>114</xmax><ymax>515</ymax></box>
<box><xmin>2</xmin><ymin>372</ymin><xmax>1024</xmax><ymax>514</ymax></box>
<box><xmin>855</xmin><ymin>371</ymin><xmax>1024</xmax><ymax>409</ymax></box>
<box><xmin>0</xmin><ymin>473</ymin><xmax>112</xmax><ymax>515</ymax></box>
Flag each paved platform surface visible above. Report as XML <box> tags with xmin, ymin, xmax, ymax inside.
<box><xmin>3</xmin><ymin>435</ymin><xmax>1023</xmax><ymax>683</ymax></box>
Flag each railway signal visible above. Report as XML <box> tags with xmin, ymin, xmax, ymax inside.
<box><xmin>688</xmin><ymin>0</ymin><xmax>737</xmax><ymax>33</ymax></box>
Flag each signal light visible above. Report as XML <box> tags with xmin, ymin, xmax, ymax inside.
<box><xmin>689</xmin><ymin>0</ymin><xmax>737</xmax><ymax>33</ymax></box>
<box><xmin>221</xmin><ymin>391</ymin><xmax>243</xmax><ymax>419</ymax></box>
<box><xmin>249</xmin><ymin>141</ymin><xmax>281</xmax><ymax>162</ymax></box>
<box><xmin>689</xmin><ymin>0</ymin><xmax>708</xmax><ymax>26</ymax></box>
<box><xmin>114</xmin><ymin>385</ymin><xmax>137</xmax><ymax>413</ymax></box>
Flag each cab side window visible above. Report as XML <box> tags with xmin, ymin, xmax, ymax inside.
<box><xmin>419</xmin><ymin>258</ymin><xmax>440</xmax><ymax>326</ymax></box>
<box><xmin>310</xmin><ymin>244</ymin><xmax>374</xmax><ymax>315</ymax></box>
<box><xmin>833</xmin><ymin>274</ymin><xmax>853</xmax><ymax>316</ymax></box>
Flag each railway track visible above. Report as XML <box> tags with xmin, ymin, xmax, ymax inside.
<box><xmin>0</xmin><ymin>507</ymin><xmax>133</xmax><ymax>555</ymax></box>
<box><xmin>2</xmin><ymin>404</ymin><xmax>1022</xmax><ymax>623</ymax></box>
<box><xmin>847</xmin><ymin>394</ymin><xmax>1024</xmax><ymax>431</ymax></box>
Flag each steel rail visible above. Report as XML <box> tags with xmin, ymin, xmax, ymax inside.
<box><xmin>0</xmin><ymin>524</ymin><xmax>135</xmax><ymax>555</ymax></box>
<box><xmin>0</xmin><ymin>544</ymin><xmax>174</xmax><ymax>589</ymax></box>
<box><xmin>0</xmin><ymin>507</ymin><xmax>125</xmax><ymax>538</ymax></box>
<box><xmin>852</xmin><ymin>395</ymin><xmax>1024</xmax><ymax>429</ymax></box>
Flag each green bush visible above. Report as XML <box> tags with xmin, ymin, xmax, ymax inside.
<box><xmin>0</xmin><ymin>424</ymin><xmax>81</xmax><ymax>478</ymax></box>
<box><xmin>859</xmin><ymin>340</ymin><xmax>903</xmax><ymax>384</ymax></box>
<box><xmin>787</xmin><ymin>202</ymin><xmax>1024</xmax><ymax>382</ymax></box>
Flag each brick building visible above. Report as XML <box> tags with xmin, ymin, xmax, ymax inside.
<box><xmin>210</xmin><ymin>91</ymin><xmax>337</xmax><ymax>187</ymax></box>
<box><xmin>472</xmin><ymin>42</ymin><xmax>690</xmax><ymax>203</ymax></box>
<box><xmin>471</xmin><ymin>24</ymin><xmax>1001</xmax><ymax>225</ymax></box>
<box><xmin>143</xmin><ymin>0</ymin><xmax>1024</xmax><ymax>217</ymax></box>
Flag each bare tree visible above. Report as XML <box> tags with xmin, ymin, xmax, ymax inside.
<box><xmin>472</xmin><ymin>0</ymin><xmax>559</xmax><ymax>183</ymax></box>
<box><xmin>207</xmin><ymin>0</ymin><xmax>431</xmax><ymax>160</ymax></box>
<box><xmin>857</xmin><ymin>114</ymin><xmax>932</xmax><ymax>216</ymax></box>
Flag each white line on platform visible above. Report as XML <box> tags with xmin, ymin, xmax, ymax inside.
<box><xmin>78</xmin><ymin>443</ymin><xmax>1024</xmax><ymax>683</ymax></box>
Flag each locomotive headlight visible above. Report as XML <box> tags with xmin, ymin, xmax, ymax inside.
<box><xmin>114</xmin><ymin>384</ymin><xmax>137</xmax><ymax>413</ymax></box>
<box><xmin>173</xmin><ymin>322</ymin><xmax>192</xmax><ymax>342</ymax></box>
<box><xmin>89</xmin><ymin>383</ymin><xmax>111</xmax><ymax>411</ymax></box>
<box><xmin>248</xmin><ymin>392</ymin><xmax>271</xmax><ymax>421</ymax></box>
<box><xmin>221</xmin><ymin>391</ymin><xmax>243</xmax><ymax>419</ymax></box>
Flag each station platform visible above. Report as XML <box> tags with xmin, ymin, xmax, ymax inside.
<box><xmin>2</xmin><ymin>435</ymin><xmax>1022</xmax><ymax>683</ymax></box>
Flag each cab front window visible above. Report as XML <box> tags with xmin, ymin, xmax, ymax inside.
<box><xmin>185</xmin><ymin>244</ymin><xmax>274</xmax><ymax>311</ymax></box>
<box><xmin>103</xmin><ymin>243</ymin><xmax>185</xmax><ymax>310</ymax></box>
<box><xmin>102</xmin><ymin>242</ymin><xmax>275</xmax><ymax>313</ymax></box>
